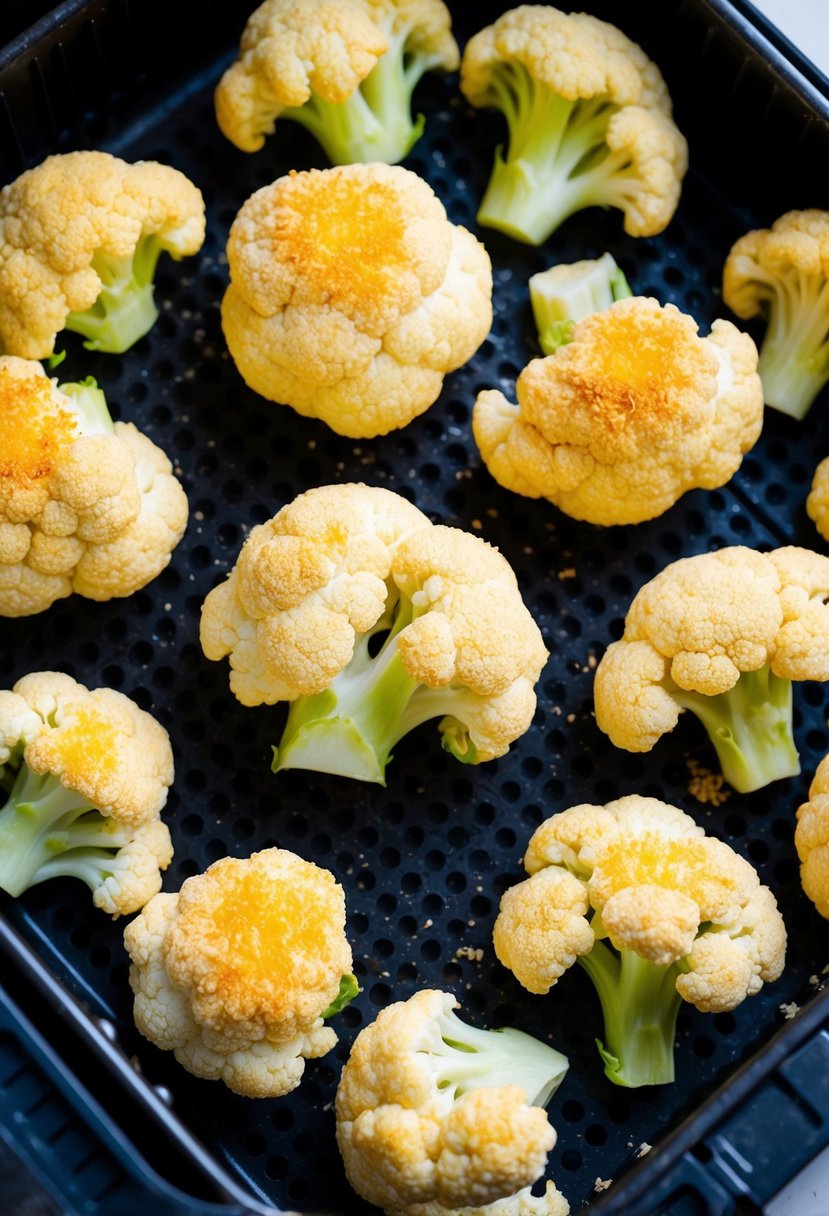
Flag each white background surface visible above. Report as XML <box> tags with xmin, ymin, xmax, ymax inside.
<box><xmin>751</xmin><ymin>0</ymin><xmax>829</xmax><ymax>75</ymax></box>
<box><xmin>726</xmin><ymin>8</ymin><xmax>828</xmax><ymax>1213</ymax></box>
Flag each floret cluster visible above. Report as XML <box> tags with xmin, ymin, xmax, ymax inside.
<box><xmin>1</xmin><ymin>3</ymin><xmax>828</xmax><ymax>1215</ymax></box>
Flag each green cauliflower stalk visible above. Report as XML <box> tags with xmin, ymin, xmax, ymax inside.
<box><xmin>0</xmin><ymin>761</ymin><xmax>139</xmax><ymax>899</ymax></box>
<box><xmin>476</xmin><ymin>70</ymin><xmax>634</xmax><ymax>245</ymax></box>
<box><xmin>529</xmin><ymin>253</ymin><xmax>632</xmax><ymax>355</ymax></box>
<box><xmin>723</xmin><ymin>209</ymin><xmax>829</xmax><ymax>420</ymax></box>
<box><xmin>752</xmin><ymin>270</ymin><xmax>829</xmax><ymax>420</ymax></box>
<box><xmin>281</xmin><ymin>19</ymin><xmax>437</xmax><ymax>165</ymax></box>
<box><xmin>58</xmin><ymin>376</ymin><xmax>115</xmax><ymax>434</ymax></box>
<box><xmin>65</xmin><ymin>235</ymin><xmax>163</xmax><ymax>354</ymax></box>
<box><xmin>671</xmin><ymin>665</ymin><xmax>800</xmax><ymax>794</ymax></box>
<box><xmin>273</xmin><ymin>589</ymin><xmax>492</xmax><ymax>784</ymax></box>
<box><xmin>578</xmin><ymin>929</ymin><xmax>681</xmax><ymax>1088</ymax></box>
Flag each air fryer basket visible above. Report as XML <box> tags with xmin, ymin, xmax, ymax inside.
<box><xmin>0</xmin><ymin>1</ymin><xmax>828</xmax><ymax>1213</ymax></box>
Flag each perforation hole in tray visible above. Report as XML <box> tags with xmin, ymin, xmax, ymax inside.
<box><xmin>1</xmin><ymin>10</ymin><xmax>829</xmax><ymax>1215</ymax></box>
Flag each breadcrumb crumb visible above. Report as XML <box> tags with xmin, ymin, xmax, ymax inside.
<box><xmin>594</xmin><ymin>1178</ymin><xmax>613</xmax><ymax>1193</ymax></box>
<box><xmin>687</xmin><ymin>756</ymin><xmax>731</xmax><ymax>806</ymax></box>
<box><xmin>780</xmin><ymin>1002</ymin><xmax>799</xmax><ymax>1020</ymax></box>
<box><xmin>636</xmin><ymin>1143</ymin><xmax>652</xmax><ymax>1158</ymax></box>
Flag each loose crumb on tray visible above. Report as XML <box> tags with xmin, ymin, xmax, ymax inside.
<box><xmin>594</xmin><ymin>1178</ymin><xmax>613</xmax><ymax>1193</ymax></box>
<box><xmin>686</xmin><ymin>756</ymin><xmax>731</xmax><ymax>806</ymax></box>
<box><xmin>636</xmin><ymin>1143</ymin><xmax>652</xmax><ymax>1158</ymax></box>
<box><xmin>780</xmin><ymin>1002</ymin><xmax>799</xmax><ymax>1020</ymax></box>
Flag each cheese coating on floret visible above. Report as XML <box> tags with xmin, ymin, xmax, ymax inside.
<box><xmin>473</xmin><ymin>298</ymin><xmax>763</xmax><ymax>526</ymax></box>
<box><xmin>221</xmin><ymin>164</ymin><xmax>492</xmax><ymax>437</ymax></box>
<box><xmin>125</xmin><ymin>849</ymin><xmax>351</xmax><ymax>1098</ymax></box>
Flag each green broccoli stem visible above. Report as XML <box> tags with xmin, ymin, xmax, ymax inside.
<box><xmin>0</xmin><ymin>764</ymin><xmax>126</xmax><ymax>897</ymax></box>
<box><xmin>433</xmin><ymin>1010</ymin><xmax>568</xmax><ymax>1107</ymax></box>
<box><xmin>753</xmin><ymin>270</ymin><xmax>829</xmax><ymax>419</ymax></box>
<box><xmin>477</xmin><ymin>64</ymin><xmax>621</xmax><ymax>244</ymax></box>
<box><xmin>672</xmin><ymin>665</ymin><xmax>800</xmax><ymax>794</ymax></box>
<box><xmin>58</xmin><ymin>377</ymin><xmax>114</xmax><ymax>435</ymax></box>
<box><xmin>282</xmin><ymin>29</ymin><xmax>429</xmax><ymax>165</ymax></box>
<box><xmin>65</xmin><ymin>234</ymin><xmax>162</xmax><ymax>353</ymax></box>
<box><xmin>578</xmin><ymin>940</ymin><xmax>681</xmax><ymax>1088</ymax></box>
<box><xmin>272</xmin><ymin>594</ymin><xmax>485</xmax><ymax>783</ymax></box>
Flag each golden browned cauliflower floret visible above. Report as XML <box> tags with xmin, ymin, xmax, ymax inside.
<box><xmin>723</xmin><ymin>209</ymin><xmax>829</xmax><ymax>420</ymax></box>
<box><xmin>200</xmin><ymin>484</ymin><xmax>548</xmax><ymax>782</ymax></box>
<box><xmin>807</xmin><ymin>456</ymin><xmax>829</xmax><ymax>543</ymax></box>
<box><xmin>472</xmin><ymin>297</ymin><xmax>763</xmax><ymax>526</ymax></box>
<box><xmin>594</xmin><ymin>545</ymin><xmax>829</xmax><ymax>792</ymax></box>
<box><xmin>494</xmin><ymin>796</ymin><xmax>786</xmax><ymax>1088</ymax></box>
<box><xmin>221</xmin><ymin>163</ymin><xmax>492</xmax><ymax>438</ymax></box>
<box><xmin>124</xmin><ymin>848</ymin><xmax>356</xmax><ymax>1098</ymax></box>
<box><xmin>0</xmin><ymin>671</ymin><xmax>173</xmax><ymax>916</ymax></box>
<box><xmin>460</xmin><ymin>6</ymin><xmax>687</xmax><ymax>245</ymax></box>
<box><xmin>0</xmin><ymin>151</ymin><xmax>205</xmax><ymax>357</ymax></box>
<box><xmin>215</xmin><ymin>0</ymin><xmax>458</xmax><ymax>164</ymax></box>
<box><xmin>336</xmin><ymin>989</ymin><xmax>569</xmax><ymax>1214</ymax></box>
<box><xmin>0</xmin><ymin>357</ymin><xmax>188</xmax><ymax>616</ymax></box>
<box><xmin>795</xmin><ymin>755</ymin><xmax>829</xmax><ymax>919</ymax></box>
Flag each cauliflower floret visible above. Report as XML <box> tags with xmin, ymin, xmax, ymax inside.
<box><xmin>460</xmin><ymin>6</ymin><xmax>687</xmax><ymax>244</ymax></box>
<box><xmin>0</xmin><ymin>672</ymin><xmax>173</xmax><ymax>915</ymax></box>
<box><xmin>215</xmin><ymin>0</ymin><xmax>458</xmax><ymax>164</ymax></box>
<box><xmin>0</xmin><ymin>151</ymin><xmax>205</xmax><ymax>357</ymax></box>
<box><xmin>336</xmin><ymin>989</ymin><xmax>568</xmax><ymax>1213</ymax></box>
<box><xmin>200</xmin><ymin>484</ymin><xmax>548</xmax><ymax>782</ymax></box>
<box><xmin>795</xmin><ymin>755</ymin><xmax>829</xmax><ymax>919</ymax></box>
<box><xmin>472</xmin><ymin>297</ymin><xmax>763</xmax><ymax>526</ymax></box>
<box><xmin>125</xmin><ymin>848</ymin><xmax>355</xmax><ymax>1098</ymax></box>
<box><xmin>723</xmin><ymin>209</ymin><xmax>829</xmax><ymax>419</ymax></box>
<box><xmin>594</xmin><ymin>545</ymin><xmax>829</xmax><ymax>792</ymax></box>
<box><xmin>493</xmin><ymin>796</ymin><xmax>786</xmax><ymax>1087</ymax></box>
<box><xmin>807</xmin><ymin>456</ymin><xmax>829</xmax><ymax>543</ymax></box>
<box><xmin>0</xmin><ymin>357</ymin><xmax>188</xmax><ymax>616</ymax></box>
<box><xmin>221</xmin><ymin>164</ymin><xmax>492</xmax><ymax>438</ymax></box>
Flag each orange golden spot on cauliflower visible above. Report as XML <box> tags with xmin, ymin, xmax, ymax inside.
<box><xmin>125</xmin><ymin>849</ymin><xmax>353</xmax><ymax>1098</ymax></box>
<box><xmin>474</xmin><ymin>298</ymin><xmax>762</xmax><ymax>525</ymax></box>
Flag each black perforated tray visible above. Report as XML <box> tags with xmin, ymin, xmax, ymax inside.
<box><xmin>1</xmin><ymin>2</ymin><xmax>828</xmax><ymax>1213</ymax></box>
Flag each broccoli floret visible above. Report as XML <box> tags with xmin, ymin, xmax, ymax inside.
<box><xmin>529</xmin><ymin>253</ymin><xmax>632</xmax><ymax>355</ymax></box>
<box><xmin>0</xmin><ymin>760</ymin><xmax>138</xmax><ymax>898</ymax></box>
<box><xmin>273</xmin><ymin>590</ymin><xmax>496</xmax><ymax>784</ymax></box>
<box><xmin>578</xmin><ymin>930</ymin><xmax>682</xmax><ymax>1088</ymax></box>
<box><xmin>671</xmin><ymin>665</ymin><xmax>800</xmax><ymax>794</ymax></box>
<box><xmin>58</xmin><ymin>376</ymin><xmax>115</xmax><ymax>435</ymax></box>
<box><xmin>282</xmin><ymin>21</ymin><xmax>446</xmax><ymax>165</ymax></box>
<box><xmin>64</xmin><ymin>234</ymin><xmax>163</xmax><ymax>354</ymax></box>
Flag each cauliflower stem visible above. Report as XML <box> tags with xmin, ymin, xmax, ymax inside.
<box><xmin>529</xmin><ymin>253</ymin><xmax>632</xmax><ymax>355</ymax></box>
<box><xmin>59</xmin><ymin>377</ymin><xmax>115</xmax><ymax>434</ymax></box>
<box><xmin>65</xmin><ymin>234</ymin><xmax>163</xmax><ymax>354</ymax></box>
<box><xmin>578</xmin><ymin>936</ymin><xmax>681</xmax><ymax>1088</ymax></box>
<box><xmin>0</xmin><ymin>762</ymin><xmax>136</xmax><ymax>898</ymax></box>
<box><xmin>672</xmin><ymin>665</ymin><xmax>800</xmax><ymax>794</ymax></box>
<box><xmin>751</xmin><ymin>268</ymin><xmax>829</xmax><ymax>420</ymax></box>
<box><xmin>281</xmin><ymin>25</ymin><xmax>435</xmax><ymax>165</ymax></box>
<box><xmin>273</xmin><ymin>589</ymin><xmax>488</xmax><ymax>783</ymax></box>
<box><xmin>477</xmin><ymin>64</ymin><xmax>632</xmax><ymax>245</ymax></box>
<box><xmin>430</xmin><ymin>1009</ymin><xmax>569</xmax><ymax>1108</ymax></box>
